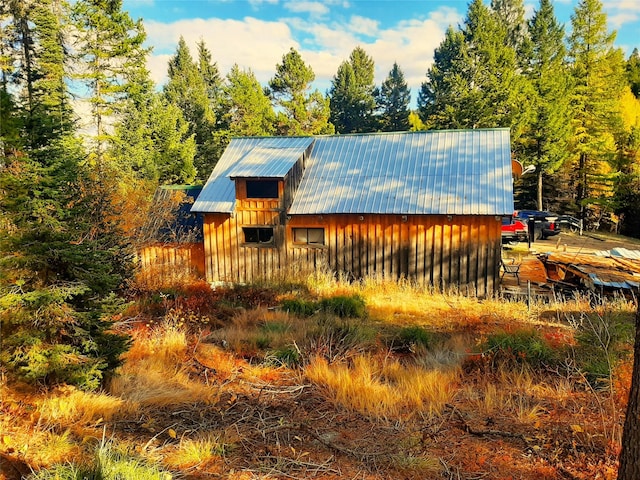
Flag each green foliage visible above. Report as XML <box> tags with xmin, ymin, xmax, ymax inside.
<box><xmin>71</xmin><ymin>0</ymin><xmax>149</xmax><ymax>163</ymax></box>
<box><xmin>319</xmin><ymin>295</ymin><xmax>366</xmax><ymax>318</ymax></box>
<box><xmin>111</xmin><ymin>92</ymin><xmax>196</xmax><ymax>184</ymax></box>
<box><xmin>221</xmin><ymin>64</ymin><xmax>275</xmax><ymax>136</ymax></box>
<box><xmin>574</xmin><ymin>308</ymin><xmax>634</xmax><ymax>387</ymax></box>
<box><xmin>329</xmin><ymin>47</ymin><xmax>377</xmax><ymax>133</ymax></box>
<box><xmin>418</xmin><ymin>0</ymin><xmax>533</xmax><ymax>138</ymax></box>
<box><xmin>377</xmin><ymin>62</ymin><xmax>411</xmax><ymax>132</ymax></box>
<box><xmin>266</xmin><ymin>345</ymin><xmax>302</xmax><ymax>367</ymax></box>
<box><xmin>164</xmin><ymin>37</ymin><xmax>219</xmax><ymax>180</ymax></box>
<box><xmin>282</xmin><ymin>298</ymin><xmax>318</xmax><ymax>317</ymax></box>
<box><xmin>269</xmin><ymin>48</ymin><xmax>333</xmax><ymax>135</ymax></box>
<box><xmin>483</xmin><ymin>328</ymin><xmax>558</xmax><ymax>368</ymax></box>
<box><xmin>627</xmin><ymin>48</ymin><xmax>640</xmax><ymax>98</ymax></box>
<box><xmin>520</xmin><ymin>0</ymin><xmax>572</xmax><ymax>210</ymax></box>
<box><xmin>568</xmin><ymin>0</ymin><xmax>626</xmax><ymax>217</ymax></box>
<box><xmin>393</xmin><ymin>326</ymin><xmax>434</xmax><ymax>351</ymax></box>
<box><xmin>29</xmin><ymin>443</ymin><xmax>171</xmax><ymax>480</ymax></box>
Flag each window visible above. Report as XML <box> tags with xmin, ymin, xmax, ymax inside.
<box><xmin>243</xmin><ymin>227</ymin><xmax>274</xmax><ymax>245</ymax></box>
<box><xmin>293</xmin><ymin>227</ymin><xmax>325</xmax><ymax>246</ymax></box>
<box><xmin>246</xmin><ymin>180</ymin><xmax>278</xmax><ymax>199</ymax></box>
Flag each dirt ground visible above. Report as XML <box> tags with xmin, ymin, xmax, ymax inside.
<box><xmin>509</xmin><ymin>230</ymin><xmax>640</xmax><ymax>257</ymax></box>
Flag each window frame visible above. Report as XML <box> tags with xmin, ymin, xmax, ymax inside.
<box><xmin>292</xmin><ymin>227</ymin><xmax>326</xmax><ymax>247</ymax></box>
<box><xmin>242</xmin><ymin>226</ymin><xmax>275</xmax><ymax>246</ymax></box>
<box><xmin>245</xmin><ymin>180</ymin><xmax>279</xmax><ymax>199</ymax></box>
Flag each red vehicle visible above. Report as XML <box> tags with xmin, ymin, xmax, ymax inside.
<box><xmin>501</xmin><ymin>217</ymin><xmax>528</xmax><ymax>243</ymax></box>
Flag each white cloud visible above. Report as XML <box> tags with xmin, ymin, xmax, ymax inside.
<box><xmin>248</xmin><ymin>0</ymin><xmax>278</xmax><ymax>7</ymax></box>
<box><xmin>142</xmin><ymin>5</ymin><xmax>463</xmax><ymax>106</ymax></box>
<box><xmin>144</xmin><ymin>17</ymin><xmax>297</xmax><ymax>86</ymax></box>
<box><xmin>283</xmin><ymin>1</ymin><xmax>329</xmax><ymax>16</ymax></box>
<box><xmin>609</xmin><ymin>12</ymin><xmax>639</xmax><ymax>29</ymax></box>
<box><xmin>348</xmin><ymin>15</ymin><xmax>379</xmax><ymax>36</ymax></box>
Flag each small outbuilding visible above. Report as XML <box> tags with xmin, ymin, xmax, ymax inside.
<box><xmin>192</xmin><ymin>128</ymin><xmax>514</xmax><ymax>295</ymax></box>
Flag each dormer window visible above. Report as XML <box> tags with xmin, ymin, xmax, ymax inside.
<box><xmin>246</xmin><ymin>180</ymin><xmax>278</xmax><ymax>199</ymax></box>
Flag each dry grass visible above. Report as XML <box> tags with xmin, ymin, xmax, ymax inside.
<box><xmin>305</xmin><ymin>354</ymin><xmax>459</xmax><ymax>419</ymax></box>
<box><xmin>109</xmin><ymin>320</ymin><xmax>218</xmax><ymax>406</ymax></box>
<box><xmin>163</xmin><ymin>433</ymin><xmax>228</xmax><ymax>470</ymax></box>
<box><xmin>36</xmin><ymin>387</ymin><xmax>131</xmax><ymax>425</ymax></box>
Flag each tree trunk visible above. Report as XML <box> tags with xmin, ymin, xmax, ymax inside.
<box><xmin>618</xmin><ymin>297</ymin><xmax>640</xmax><ymax>480</ymax></box>
<box><xmin>537</xmin><ymin>170</ymin><xmax>543</xmax><ymax>211</ymax></box>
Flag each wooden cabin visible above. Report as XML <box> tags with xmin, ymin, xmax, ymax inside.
<box><xmin>192</xmin><ymin>129</ymin><xmax>514</xmax><ymax>295</ymax></box>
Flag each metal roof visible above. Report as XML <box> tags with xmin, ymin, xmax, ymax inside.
<box><xmin>192</xmin><ymin>129</ymin><xmax>514</xmax><ymax>215</ymax></box>
<box><xmin>289</xmin><ymin>129</ymin><xmax>513</xmax><ymax>215</ymax></box>
<box><xmin>192</xmin><ymin>137</ymin><xmax>313</xmax><ymax>213</ymax></box>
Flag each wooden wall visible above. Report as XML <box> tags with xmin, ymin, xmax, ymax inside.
<box><xmin>202</xmin><ymin>212</ymin><xmax>502</xmax><ymax>296</ymax></box>
<box><xmin>138</xmin><ymin>242</ymin><xmax>205</xmax><ymax>281</ymax></box>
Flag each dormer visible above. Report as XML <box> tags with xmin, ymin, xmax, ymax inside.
<box><xmin>227</xmin><ymin>139</ymin><xmax>314</xmax><ymax>213</ymax></box>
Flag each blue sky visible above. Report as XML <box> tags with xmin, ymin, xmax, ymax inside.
<box><xmin>121</xmin><ymin>0</ymin><xmax>640</xmax><ymax>102</ymax></box>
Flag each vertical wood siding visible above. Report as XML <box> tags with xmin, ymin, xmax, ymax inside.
<box><xmin>138</xmin><ymin>243</ymin><xmax>205</xmax><ymax>280</ymax></box>
<box><xmin>203</xmin><ymin>213</ymin><xmax>501</xmax><ymax>296</ymax></box>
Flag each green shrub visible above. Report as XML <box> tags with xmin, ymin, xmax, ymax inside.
<box><xmin>319</xmin><ymin>295</ymin><xmax>366</xmax><ymax>318</ymax></box>
<box><xmin>282</xmin><ymin>298</ymin><xmax>318</xmax><ymax>317</ymax></box>
<box><xmin>266</xmin><ymin>345</ymin><xmax>302</xmax><ymax>367</ymax></box>
<box><xmin>574</xmin><ymin>309</ymin><xmax>634</xmax><ymax>387</ymax></box>
<box><xmin>395</xmin><ymin>326</ymin><xmax>433</xmax><ymax>351</ymax></box>
<box><xmin>483</xmin><ymin>329</ymin><xmax>557</xmax><ymax>368</ymax></box>
<box><xmin>307</xmin><ymin>316</ymin><xmax>377</xmax><ymax>361</ymax></box>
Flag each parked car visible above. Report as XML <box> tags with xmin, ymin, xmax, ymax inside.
<box><xmin>501</xmin><ymin>217</ymin><xmax>528</xmax><ymax>244</ymax></box>
<box><xmin>555</xmin><ymin>215</ymin><xmax>582</xmax><ymax>233</ymax></box>
<box><xmin>512</xmin><ymin>210</ymin><xmax>561</xmax><ymax>240</ymax></box>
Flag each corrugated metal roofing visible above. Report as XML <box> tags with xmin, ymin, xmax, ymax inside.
<box><xmin>193</xmin><ymin>129</ymin><xmax>513</xmax><ymax>215</ymax></box>
<box><xmin>192</xmin><ymin>137</ymin><xmax>313</xmax><ymax>213</ymax></box>
<box><xmin>290</xmin><ymin>129</ymin><xmax>512</xmax><ymax>215</ymax></box>
<box><xmin>545</xmin><ymin>252</ymin><xmax>640</xmax><ymax>291</ymax></box>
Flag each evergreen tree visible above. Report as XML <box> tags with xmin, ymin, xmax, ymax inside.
<box><xmin>329</xmin><ymin>46</ymin><xmax>377</xmax><ymax>133</ymax></box>
<box><xmin>111</xmin><ymin>92</ymin><xmax>196</xmax><ymax>184</ymax></box>
<box><xmin>164</xmin><ymin>37</ymin><xmax>219</xmax><ymax>180</ymax></box>
<box><xmin>269</xmin><ymin>47</ymin><xmax>333</xmax><ymax>135</ymax></box>
<box><xmin>522</xmin><ymin>0</ymin><xmax>572</xmax><ymax>210</ymax></box>
<box><xmin>377</xmin><ymin>62</ymin><xmax>411</xmax><ymax>132</ymax></box>
<box><xmin>417</xmin><ymin>26</ymin><xmax>467</xmax><ymax>128</ymax></box>
<box><xmin>1</xmin><ymin>0</ymin><xmax>130</xmax><ymax>390</ymax></box>
<box><xmin>627</xmin><ymin>48</ymin><xmax>640</xmax><ymax>98</ymax></box>
<box><xmin>222</xmin><ymin>64</ymin><xmax>275</xmax><ymax>136</ymax></box>
<box><xmin>70</xmin><ymin>0</ymin><xmax>148</xmax><ymax>166</ymax></box>
<box><xmin>197</xmin><ymin>39</ymin><xmax>222</xmax><ymax>108</ymax></box>
<box><xmin>490</xmin><ymin>0</ymin><xmax>532</xmax><ymax>67</ymax></box>
<box><xmin>568</xmin><ymin>0</ymin><xmax>626</xmax><ymax>219</ymax></box>
<box><xmin>418</xmin><ymin>0</ymin><xmax>532</xmax><ymax>137</ymax></box>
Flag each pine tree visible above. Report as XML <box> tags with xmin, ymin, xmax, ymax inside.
<box><xmin>222</xmin><ymin>64</ymin><xmax>275</xmax><ymax>136</ymax></box>
<box><xmin>568</xmin><ymin>0</ymin><xmax>626</xmax><ymax>219</ymax></box>
<box><xmin>70</xmin><ymin>0</ymin><xmax>148</xmax><ymax>166</ymax></box>
<box><xmin>417</xmin><ymin>26</ymin><xmax>467</xmax><ymax>128</ymax></box>
<box><xmin>1</xmin><ymin>0</ymin><xmax>130</xmax><ymax>390</ymax></box>
<box><xmin>377</xmin><ymin>62</ymin><xmax>411</xmax><ymax>132</ymax></box>
<box><xmin>490</xmin><ymin>0</ymin><xmax>532</xmax><ymax>67</ymax></box>
<box><xmin>627</xmin><ymin>48</ymin><xmax>640</xmax><ymax>98</ymax></box>
<box><xmin>522</xmin><ymin>0</ymin><xmax>572</xmax><ymax>210</ymax></box>
<box><xmin>164</xmin><ymin>37</ymin><xmax>219</xmax><ymax>180</ymax></box>
<box><xmin>269</xmin><ymin>47</ymin><xmax>333</xmax><ymax>135</ymax></box>
<box><xmin>418</xmin><ymin>0</ymin><xmax>532</xmax><ymax>137</ymax></box>
<box><xmin>329</xmin><ymin>46</ymin><xmax>377</xmax><ymax>133</ymax></box>
<box><xmin>197</xmin><ymin>39</ymin><xmax>222</xmax><ymax>108</ymax></box>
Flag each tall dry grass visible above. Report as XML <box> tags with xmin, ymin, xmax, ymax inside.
<box><xmin>305</xmin><ymin>354</ymin><xmax>459</xmax><ymax>420</ymax></box>
<box><xmin>109</xmin><ymin>319</ymin><xmax>218</xmax><ymax>406</ymax></box>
